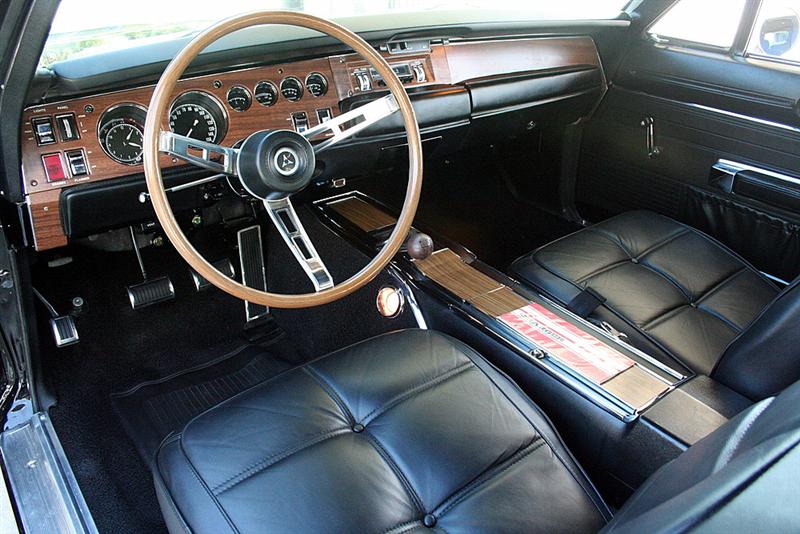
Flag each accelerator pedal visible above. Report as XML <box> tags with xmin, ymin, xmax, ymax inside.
<box><xmin>237</xmin><ymin>225</ymin><xmax>269</xmax><ymax>322</ymax></box>
<box><xmin>126</xmin><ymin>226</ymin><xmax>175</xmax><ymax>309</ymax></box>
<box><xmin>190</xmin><ymin>258</ymin><xmax>235</xmax><ymax>292</ymax></box>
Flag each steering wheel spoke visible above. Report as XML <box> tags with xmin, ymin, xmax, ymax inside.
<box><xmin>302</xmin><ymin>94</ymin><xmax>400</xmax><ymax>153</ymax></box>
<box><xmin>159</xmin><ymin>130</ymin><xmax>239</xmax><ymax>175</ymax></box>
<box><xmin>264</xmin><ymin>197</ymin><xmax>334</xmax><ymax>291</ymax></box>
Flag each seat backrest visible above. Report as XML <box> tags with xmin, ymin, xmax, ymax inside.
<box><xmin>713</xmin><ymin>278</ymin><xmax>800</xmax><ymax>400</ymax></box>
<box><xmin>603</xmin><ymin>379</ymin><xmax>800</xmax><ymax>533</ymax></box>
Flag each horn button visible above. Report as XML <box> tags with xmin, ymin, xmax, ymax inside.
<box><xmin>235</xmin><ymin>130</ymin><xmax>315</xmax><ymax>199</ymax></box>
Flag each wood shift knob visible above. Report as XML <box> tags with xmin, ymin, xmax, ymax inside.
<box><xmin>406</xmin><ymin>232</ymin><xmax>434</xmax><ymax>260</ymax></box>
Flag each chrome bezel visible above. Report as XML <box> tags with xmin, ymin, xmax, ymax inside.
<box><xmin>226</xmin><ymin>85</ymin><xmax>252</xmax><ymax>112</ymax></box>
<box><xmin>304</xmin><ymin>72</ymin><xmax>329</xmax><ymax>98</ymax></box>
<box><xmin>168</xmin><ymin>90</ymin><xmax>229</xmax><ymax>144</ymax></box>
<box><xmin>254</xmin><ymin>80</ymin><xmax>279</xmax><ymax>107</ymax></box>
<box><xmin>96</xmin><ymin>102</ymin><xmax>148</xmax><ymax>166</ymax></box>
<box><xmin>279</xmin><ymin>76</ymin><xmax>304</xmax><ymax>102</ymax></box>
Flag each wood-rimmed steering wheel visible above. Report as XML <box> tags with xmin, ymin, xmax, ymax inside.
<box><xmin>143</xmin><ymin>11</ymin><xmax>422</xmax><ymax>308</ymax></box>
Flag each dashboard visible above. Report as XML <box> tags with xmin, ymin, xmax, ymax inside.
<box><xmin>21</xmin><ymin>37</ymin><xmax>604</xmax><ymax>250</ymax></box>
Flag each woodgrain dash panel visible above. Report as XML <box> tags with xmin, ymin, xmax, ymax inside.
<box><xmin>21</xmin><ymin>56</ymin><xmax>341</xmax><ymax>197</ymax></box>
<box><xmin>603</xmin><ymin>366</ymin><xmax>670</xmax><ymax>410</ymax></box>
<box><xmin>414</xmin><ymin>249</ymin><xmax>502</xmax><ymax>301</ymax></box>
<box><xmin>470</xmin><ymin>287</ymin><xmax>530</xmax><ymax>318</ymax></box>
<box><xmin>442</xmin><ymin>36</ymin><xmax>602</xmax><ymax>84</ymax></box>
<box><xmin>28</xmin><ymin>189</ymin><xmax>67</xmax><ymax>250</ymax></box>
<box><xmin>328</xmin><ymin>197</ymin><xmax>396</xmax><ymax>232</ymax></box>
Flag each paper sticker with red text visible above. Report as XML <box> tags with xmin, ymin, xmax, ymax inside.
<box><xmin>499</xmin><ymin>303</ymin><xmax>634</xmax><ymax>384</ymax></box>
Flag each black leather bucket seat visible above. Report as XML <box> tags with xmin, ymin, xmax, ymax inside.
<box><xmin>154</xmin><ymin>330</ymin><xmax>800</xmax><ymax>533</ymax></box>
<box><xmin>511</xmin><ymin>211</ymin><xmax>800</xmax><ymax>400</ymax></box>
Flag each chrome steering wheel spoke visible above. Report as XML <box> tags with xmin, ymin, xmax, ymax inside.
<box><xmin>302</xmin><ymin>94</ymin><xmax>400</xmax><ymax>153</ymax></box>
<box><xmin>159</xmin><ymin>130</ymin><xmax>239</xmax><ymax>175</ymax></box>
<box><xmin>264</xmin><ymin>197</ymin><xmax>334</xmax><ymax>291</ymax></box>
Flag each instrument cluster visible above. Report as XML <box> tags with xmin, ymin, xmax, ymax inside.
<box><xmin>95</xmin><ymin>71</ymin><xmax>330</xmax><ymax>165</ymax></box>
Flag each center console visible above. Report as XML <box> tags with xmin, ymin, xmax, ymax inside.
<box><xmin>313</xmin><ymin>192</ymin><xmax>753</xmax><ymax>504</ymax></box>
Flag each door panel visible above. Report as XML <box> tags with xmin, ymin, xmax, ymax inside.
<box><xmin>577</xmin><ymin>34</ymin><xmax>800</xmax><ymax>281</ymax></box>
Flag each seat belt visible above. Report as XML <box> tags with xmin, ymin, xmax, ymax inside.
<box><xmin>566</xmin><ymin>287</ymin><xmax>606</xmax><ymax>318</ymax></box>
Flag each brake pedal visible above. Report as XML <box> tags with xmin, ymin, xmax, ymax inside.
<box><xmin>126</xmin><ymin>226</ymin><xmax>175</xmax><ymax>309</ymax></box>
<box><xmin>127</xmin><ymin>276</ymin><xmax>175</xmax><ymax>309</ymax></box>
<box><xmin>237</xmin><ymin>225</ymin><xmax>269</xmax><ymax>322</ymax></box>
<box><xmin>33</xmin><ymin>288</ymin><xmax>79</xmax><ymax>348</ymax></box>
<box><xmin>190</xmin><ymin>258</ymin><xmax>235</xmax><ymax>292</ymax></box>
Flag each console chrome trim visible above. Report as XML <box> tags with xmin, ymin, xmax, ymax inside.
<box><xmin>311</xmin><ymin>191</ymin><xmax>686</xmax><ymax>422</ymax></box>
<box><xmin>387</xmin><ymin>264</ymin><xmax>428</xmax><ymax>329</ymax></box>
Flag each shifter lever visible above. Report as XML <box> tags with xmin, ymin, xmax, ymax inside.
<box><xmin>406</xmin><ymin>232</ymin><xmax>434</xmax><ymax>260</ymax></box>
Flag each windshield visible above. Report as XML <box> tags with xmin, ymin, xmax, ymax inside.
<box><xmin>41</xmin><ymin>0</ymin><xmax>629</xmax><ymax>67</ymax></box>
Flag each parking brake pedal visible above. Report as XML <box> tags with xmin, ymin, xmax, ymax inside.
<box><xmin>237</xmin><ymin>225</ymin><xmax>269</xmax><ymax>322</ymax></box>
<box><xmin>33</xmin><ymin>288</ymin><xmax>79</xmax><ymax>348</ymax></box>
<box><xmin>126</xmin><ymin>227</ymin><xmax>175</xmax><ymax>309</ymax></box>
<box><xmin>190</xmin><ymin>258</ymin><xmax>235</xmax><ymax>291</ymax></box>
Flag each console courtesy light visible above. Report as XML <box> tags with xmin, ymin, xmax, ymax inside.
<box><xmin>377</xmin><ymin>286</ymin><xmax>404</xmax><ymax>318</ymax></box>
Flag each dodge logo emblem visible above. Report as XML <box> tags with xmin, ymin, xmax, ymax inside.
<box><xmin>273</xmin><ymin>147</ymin><xmax>300</xmax><ymax>176</ymax></box>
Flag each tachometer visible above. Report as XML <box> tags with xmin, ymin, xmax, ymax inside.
<box><xmin>169</xmin><ymin>91</ymin><xmax>227</xmax><ymax>144</ymax></box>
<box><xmin>97</xmin><ymin>103</ymin><xmax>148</xmax><ymax>165</ymax></box>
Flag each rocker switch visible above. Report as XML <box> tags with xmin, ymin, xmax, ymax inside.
<box><xmin>291</xmin><ymin>112</ymin><xmax>309</xmax><ymax>133</ymax></box>
<box><xmin>33</xmin><ymin>117</ymin><xmax>56</xmax><ymax>145</ymax></box>
<box><xmin>354</xmin><ymin>71</ymin><xmax>372</xmax><ymax>92</ymax></box>
<box><xmin>65</xmin><ymin>149</ymin><xmax>88</xmax><ymax>177</ymax></box>
<box><xmin>56</xmin><ymin>113</ymin><xmax>80</xmax><ymax>141</ymax></box>
<box><xmin>412</xmin><ymin>63</ymin><xmax>426</xmax><ymax>83</ymax></box>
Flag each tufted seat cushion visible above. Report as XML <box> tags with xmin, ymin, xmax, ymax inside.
<box><xmin>510</xmin><ymin>211</ymin><xmax>779</xmax><ymax>379</ymax></box>
<box><xmin>154</xmin><ymin>330</ymin><xmax>609</xmax><ymax>533</ymax></box>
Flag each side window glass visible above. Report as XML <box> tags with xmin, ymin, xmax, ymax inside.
<box><xmin>648</xmin><ymin>0</ymin><xmax>748</xmax><ymax>49</ymax></box>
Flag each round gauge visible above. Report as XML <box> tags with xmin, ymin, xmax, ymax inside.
<box><xmin>280</xmin><ymin>77</ymin><xmax>303</xmax><ymax>102</ymax></box>
<box><xmin>226</xmin><ymin>85</ymin><xmax>252</xmax><ymax>112</ymax></box>
<box><xmin>97</xmin><ymin>103</ymin><xmax>148</xmax><ymax>165</ymax></box>
<box><xmin>169</xmin><ymin>91</ymin><xmax>227</xmax><ymax>144</ymax></box>
<box><xmin>305</xmin><ymin>72</ymin><xmax>328</xmax><ymax>97</ymax></box>
<box><xmin>254</xmin><ymin>81</ymin><xmax>278</xmax><ymax>107</ymax></box>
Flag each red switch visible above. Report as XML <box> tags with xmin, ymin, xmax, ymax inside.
<box><xmin>42</xmin><ymin>153</ymin><xmax>66</xmax><ymax>182</ymax></box>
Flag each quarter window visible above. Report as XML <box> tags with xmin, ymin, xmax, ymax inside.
<box><xmin>746</xmin><ymin>0</ymin><xmax>800</xmax><ymax>65</ymax></box>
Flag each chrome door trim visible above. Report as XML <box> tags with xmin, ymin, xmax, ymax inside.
<box><xmin>713</xmin><ymin>158</ymin><xmax>800</xmax><ymax>187</ymax></box>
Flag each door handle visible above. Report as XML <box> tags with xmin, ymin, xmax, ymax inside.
<box><xmin>640</xmin><ymin>117</ymin><xmax>661</xmax><ymax>159</ymax></box>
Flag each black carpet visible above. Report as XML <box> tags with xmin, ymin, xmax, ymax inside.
<box><xmin>35</xmin><ymin>205</ymin><xmax>417</xmax><ymax>534</ymax></box>
<box><xmin>111</xmin><ymin>336</ymin><xmax>294</xmax><ymax>467</ymax></box>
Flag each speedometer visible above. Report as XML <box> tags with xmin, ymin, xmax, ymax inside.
<box><xmin>168</xmin><ymin>91</ymin><xmax>227</xmax><ymax>144</ymax></box>
<box><xmin>169</xmin><ymin>104</ymin><xmax>218</xmax><ymax>143</ymax></box>
<box><xmin>97</xmin><ymin>103</ymin><xmax>148</xmax><ymax>165</ymax></box>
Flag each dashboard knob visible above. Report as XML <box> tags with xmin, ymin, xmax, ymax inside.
<box><xmin>406</xmin><ymin>232</ymin><xmax>434</xmax><ymax>260</ymax></box>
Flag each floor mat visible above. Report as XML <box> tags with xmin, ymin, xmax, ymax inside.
<box><xmin>111</xmin><ymin>339</ymin><xmax>293</xmax><ymax>467</ymax></box>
